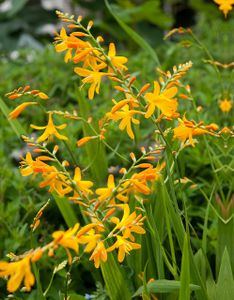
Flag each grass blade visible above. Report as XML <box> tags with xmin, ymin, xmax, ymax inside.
<box><xmin>101</xmin><ymin>251</ymin><xmax>131</xmax><ymax>300</ymax></box>
<box><xmin>216</xmin><ymin>248</ymin><xmax>234</xmax><ymax>300</ymax></box>
<box><xmin>133</xmin><ymin>280</ymin><xmax>200</xmax><ymax>297</ymax></box>
<box><xmin>76</xmin><ymin>88</ymin><xmax>108</xmax><ymax>185</ymax></box>
<box><xmin>52</xmin><ymin>193</ymin><xmax>78</xmax><ymax>227</ymax></box>
<box><xmin>179</xmin><ymin>234</ymin><xmax>190</xmax><ymax>300</ymax></box>
<box><xmin>104</xmin><ymin>0</ymin><xmax>160</xmax><ymax>66</ymax></box>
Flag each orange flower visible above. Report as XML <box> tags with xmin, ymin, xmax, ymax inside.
<box><xmin>9</xmin><ymin>102</ymin><xmax>37</xmax><ymax>119</ymax></box>
<box><xmin>74</xmin><ymin>67</ymin><xmax>110</xmax><ymax>100</ymax></box>
<box><xmin>107</xmin><ymin>233</ymin><xmax>141</xmax><ymax>263</ymax></box>
<box><xmin>39</xmin><ymin>168</ymin><xmax>72</xmax><ymax>196</ymax></box>
<box><xmin>110</xmin><ymin>204</ymin><xmax>145</xmax><ymax>236</ymax></box>
<box><xmin>20</xmin><ymin>152</ymin><xmax>54</xmax><ymax>176</ymax></box>
<box><xmin>73</xmin><ymin>167</ymin><xmax>93</xmax><ymax>195</ymax></box>
<box><xmin>118</xmin><ymin>164</ymin><xmax>165</xmax><ymax>198</ymax></box>
<box><xmin>77</xmin><ymin>136</ymin><xmax>96</xmax><ymax>147</ymax></box>
<box><xmin>31</xmin><ymin>113</ymin><xmax>68</xmax><ymax>143</ymax></box>
<box><xmin>144</xmin><ymin>81</ymin><xmax>178</xmax><ymax>118</ymax></box>
<box><xmin>54</xmin><ymin>27</ymin><xmax>73</xmax><ymax>62</ymax></box>
<box><xmin>107</xmin><ymin>43</ymin><xmax>128</xmax><ymax>72</ymax></box>
<box><xmin>52</xmin><ymin>223</ymin><xmax>80</xmax><ymax>264</ymax></box>
<box><xmin>219</xmin><ymin>99</ymin><xmax>232</xmax><ymax>112</ymax></box>
<box><xmin>6</xmin><ymin>86</ymin><xmax>49</xmax><ymax>101</ymax></box>
<box><xmin>55</xmin><ymin>27</ymin><xmax>91</xmax><ymax>62</ymax></box>
<box><xmin>106</xmin><ymin>104</ymin><xmax>142</xmax><ymax>139</ymax></box>
<box><xmin>96</xmin><ymin>174</ymin><xmax>115</xmax><ymax>202</ymax></box>
<box><xmin>0</xmin><ymin>255</ymin><xmax>34</xmax><ymax>292</ymax></box>
<box><xmin>78</xmin><ymin>228</ymin><xmax>102</xmax><ymax>253</ymax></box>
<box><xmin>173</xmin><ymin>116</ymin><xmax>218</xmax><ymax>147</ymax></box>
<box><xmin>89</xmin><ymin>241</ymin><xmax>107</xmax><ymax>268</ymax></box>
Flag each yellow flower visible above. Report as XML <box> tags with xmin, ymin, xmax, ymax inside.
<box><xmin>106</xmin><ymin>104</ymin><xmax>142</xmax><ymax>139</ymax></box>
<box><xmin>39</xmin><ymin>167</ymin><xmax>72</xmax><ymax>196</ymax></box>
<box><xmin>9</xmin><ymin>102</ymin><xmax>37</xmax><ymax>119</ymax></box>
<box><xmin>20</xmin><ymin>152</ymin><xmax>54</xmax><ymax>177</ymax></box>
<box><xmin>78</xmin><ymin>228</ymin><xmax>102</xmax><ymax>253</ymax></box>
<box><xmin>0</xmin><ymin>255</ymin><xmax>34</xmax><ymax>292</ymax></box>
<box><xmin>52</xmin><ymin>223</ymin><xmax>80</xmax><ymax>264</ymax></box>
<box><xmin>110</xmin><ymin>204</ymin><xmax>145</xmax><ymax>236</ymax></box>
<box><xmin>213</xmin><ymin>0</ymin><xmax>234</xmax><ymax>17</ymax></box>
<box><xmin>144</xmin><ymin>81</ymin><xmax>178</xmax><ymax>118</ymax></box>
<box><xmin>107</xmin><ymin>43</ymin><xmax>128</xmax><ymax>72</ymax></box>
<box><xmin>219</xmin><ymin>99</ymin><xmax>232</xmax><ymax>112</ymax></box>
<box><xmin>107</xmin><ymin>234</ymin><xmax>141</xmax><ymax>263</ymax></box>
<box><xmin>31</xmin><ymin>113</ymin><xmax>68</xmax><ymax>143</ymax></box>
<box><xmin>73</xmin><ymin>167</ymin><xmax>93</xmax><ymax>195</ymax></box>
<box><xmin>54</xmin><ymin>27</ymin><xmax>79</xmax><ymax>62</ymax></box>
<box><xmin>123</xmin><ymin>177</ymin><xmax>151</xmax><ymax>195</ymax></box>
<box><xmin>74</xmin><ymin>67</ymin><xmax>110</xmax><ymax>100</ymax></box>
<box><xmin>96</xmin><ymin>174</ymin><xmax>115</xmax><ymax>202</ymax></box>
<box><xmin>89</xmin><ymin>241</ymin><xmax>107</xmax><ymax>268</ymax></box>
<box><xmin>173</xmin><ymin>116</ymin><xmax>218</xmax><ymax>147</ymax></box>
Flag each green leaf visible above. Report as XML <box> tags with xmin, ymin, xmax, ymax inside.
<box><xmin>101</xmin><ymin>251</ymin><xmax>131</xmax><ymax>300</ymax></box>
<box><xmin>104</xmin><ymin>0</ymin><xmax>160</xmax><ymax>66</ymax></box>
<box><xmin>216</xmin><ymin>218</ymin><xmax>234</xmax><ymax>274</ymax></box>
<box><xmin>133</xmin><ymin>280</ymin><xmax>200</xmax><ymax>297</ymax></box>
<box><xmin>216</xmin><ymin>248</ymin><xmax>234</xmax><ymax>300</ymax></box>
<box><xmin>142</xmin><ymin>261</ymin><xmax>151</xmax><ymax>300</ymax></box>
<box><xmin>52</xmin><ymin>193</ymin><xmax>78</xmax><ymax>227</ymax></box>
<box><xmin>179</xmin><ymin>235</ymin><xmax>190</xmax><ymax>300</ymax></box>
<box><xmin>76</xmin><ymin>88</ymin><xmax>108</xmax><ymax>185</ymax></box>
<box><xmin>67</xmin><ymin>294</ymin><xmax>86</xmax><ymax>300</ymax></box>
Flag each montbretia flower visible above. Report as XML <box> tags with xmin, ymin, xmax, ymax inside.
<box><xmin>31</xmin><ymin>113</ymin><xmax>68</xmax><ymax>143</ymax></box>
<box><xmin>219</xmin><ymin>99</ymin><xmax>232</xmax><ymax>113</ymax></box>
<box><xmin>106</xmin><ymin>104</ymin><xmax>142</xmax><ymax>139</ymax></box>
<box><xmin>54</xmin><ymin>27</ymin><xmax>73</xmax><ymax>62</ymax></box>
<box><xmin>173</xmin><ymin>116</ymin><xmax>218</xmax><ymax>147</ymax></box>
<box><xmin>74</xmin><ymin>67</ymin><xmax>110</xmax><ymax>100</ymax></box>
<box><xmin>73</xmin><ymin>167</ymin><xmax>93</xmax><ymax>195</ymax></box>
<box><xmin>0</xmin><ymin>255</ymin><xmax>34</xmax><ymax>293</ymax></box>
<box><xmin>78</xmin><ymin>228</ymin><xmax>102</xmax><ymax>253</ymax></box>
<box><xmin>213</xmin><ymin>0</ymin><xmax>234</xmax><ymax>17</ymax></box>
<box><xmin>52</xmin><ymin>223</ymin><xmax>80</xmax><ymax>263</ymax></box>
<box><xmin>89</xmin><ymin>241</ymin><xmax>107</xmax><ymax>268</ymax></box>
<box><xmin>20</xmin><ymin>152</ymin><xmax>54</xmax><ymax>176</ymax></box>
<box><xmin>144</xmin><ymin>81</ymin><xmax>178</xmax><ymax>118</ymax></box>
<box><xmin>39</xmin><ymin>168</ymin><xmax>72</xmax><ymax>196</ymax></box>
<box><xmin>96</xmin><ymin>174</ymin><xmax>115</xmax><ymax>202</ymax></box>
<box><xmin>107</xmin><ymin>233</ymin><xmax>141</xmax><ymax>262</ymax></box>
<box><xmin>110</xmin><ymin>204</ymin><xmax>145</xmax><ymax>236</ymax></box>
<box><xmin>107</xmin><ymin>42</ymin><xmax>128</xmax><ymax>72</ymax></box>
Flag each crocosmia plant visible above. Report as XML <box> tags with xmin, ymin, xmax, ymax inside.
<box><xmin>0</xmin><ymin>1</ymin><xmax>233</xmax><ymax>300</ymax></box>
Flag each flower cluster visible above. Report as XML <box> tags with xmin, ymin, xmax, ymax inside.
<box><xmin>5</xmin><ymin>86</ymin><xmax>48</xmax><ymax>119</ymax></box>
<box><xmin>0</xmin><ymin>204</ymin><xmax>145</xmax><ymax>292</ymax></box>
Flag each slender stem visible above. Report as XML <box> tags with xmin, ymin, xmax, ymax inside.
<box><xmin>63</xmin><ymin>140</ymin><xmax>78</xmax><ymax>166</ymax></box>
